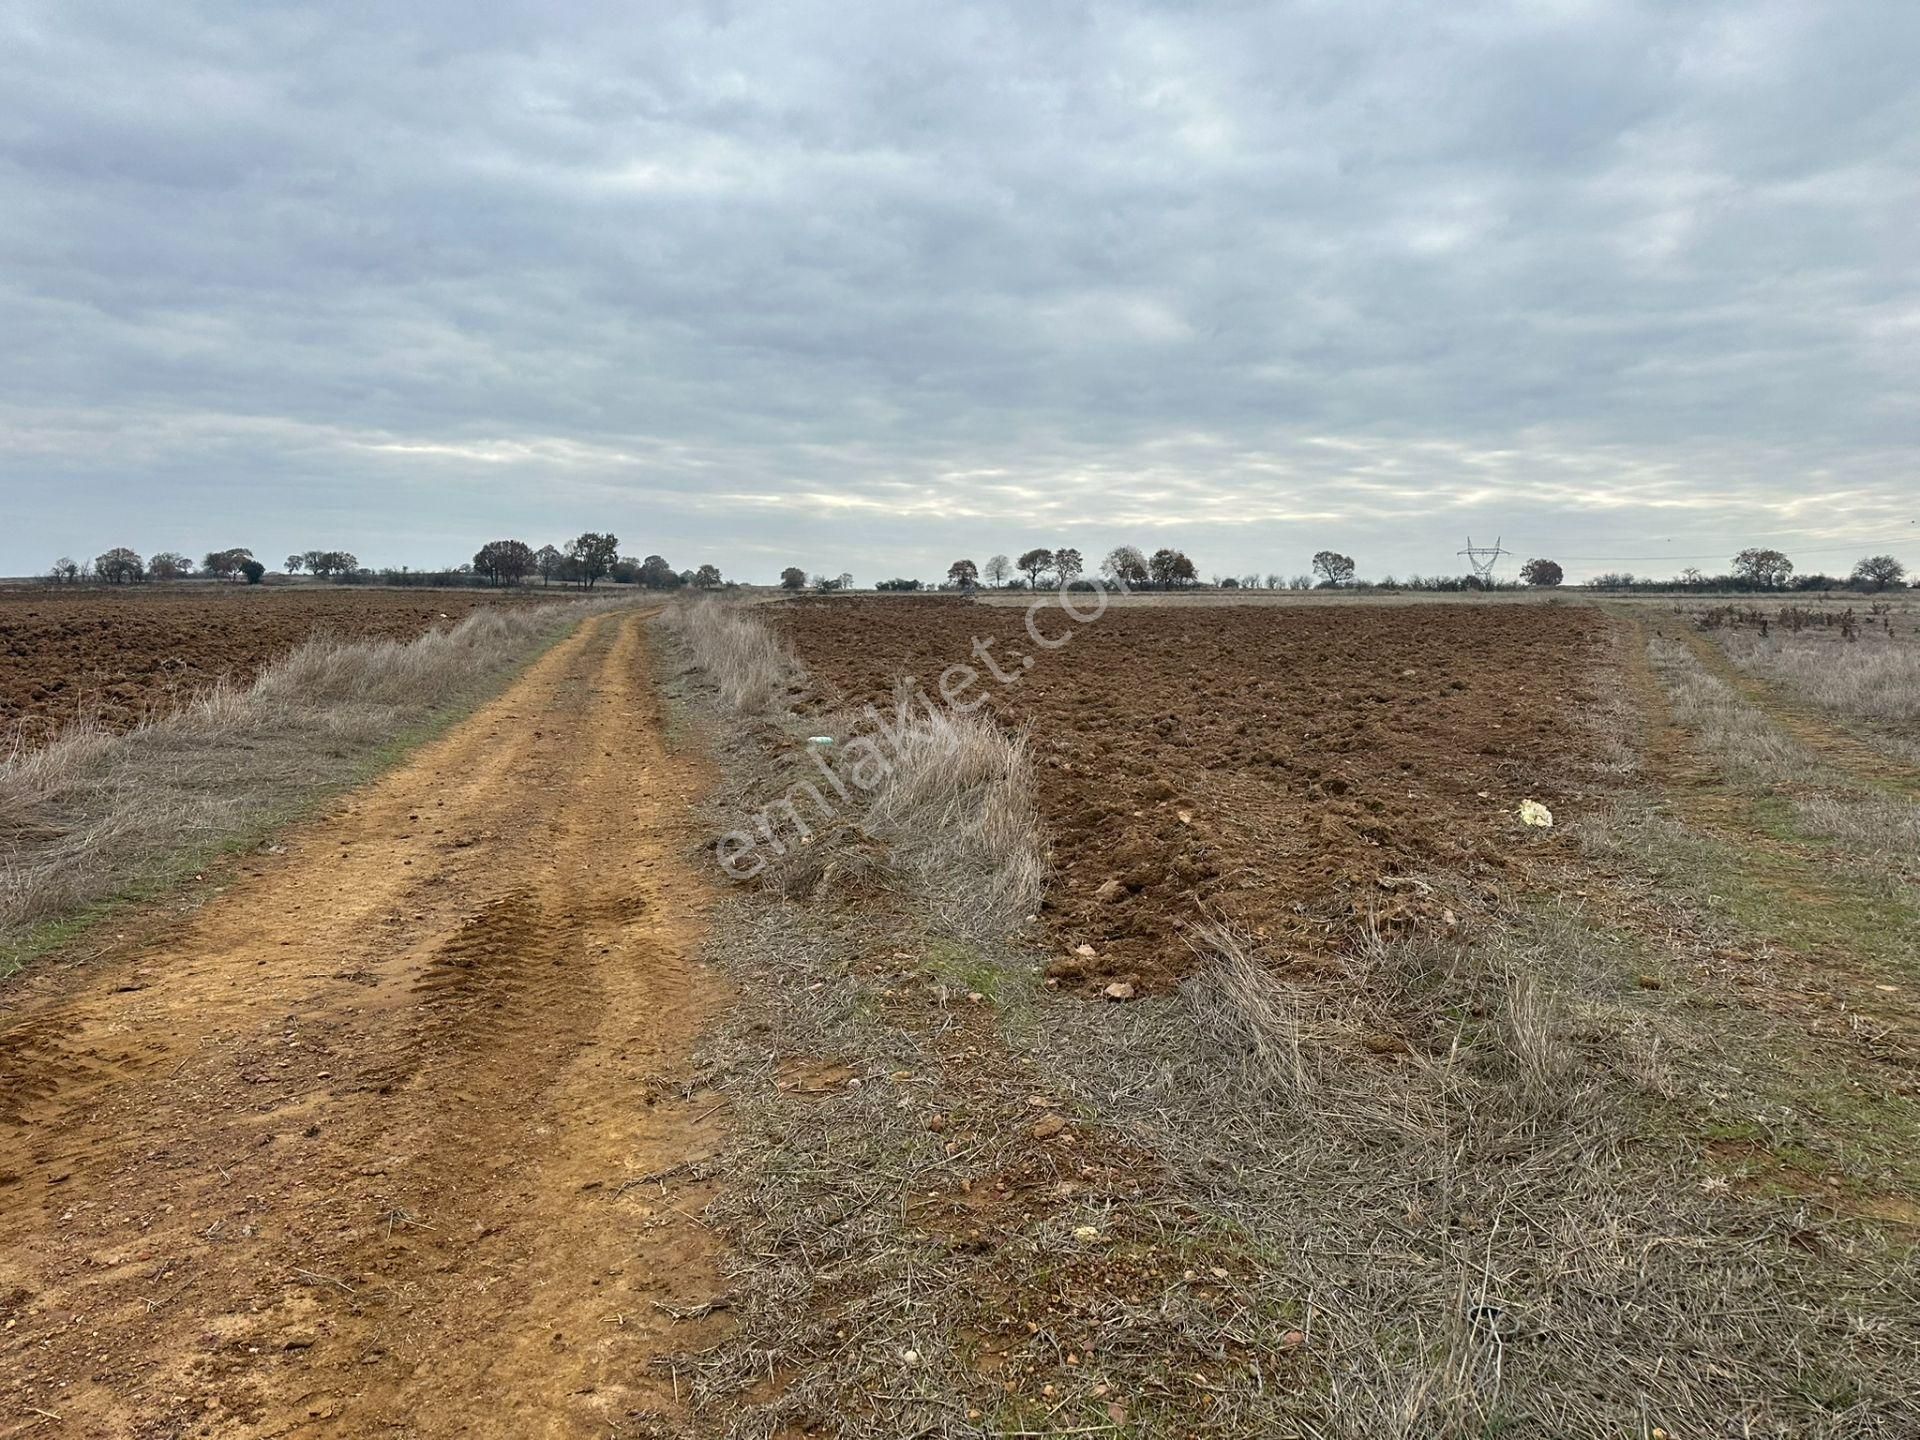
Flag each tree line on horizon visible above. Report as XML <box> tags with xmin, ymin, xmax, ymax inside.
<box><xmin>42</xmin><ymin>534</ymin><xmax>736</xmax><ymax>592</ymax></box>
<box><xmin>39</xmin><ymin>540</ymin><xmax>1910</xmax><ymax>595</ymax></box>
<box><xmin>854</xmin><ymin>545</ymin><xmax>1910</xmax><ymax>595</ymax></box>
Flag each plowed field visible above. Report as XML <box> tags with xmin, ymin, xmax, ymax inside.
<box><xmin>0</xmin><ymin>586</ymin><xmax>540</xmax><ymax>744</ymax></box>
<box><xmin>774</xmin><ymin>597</ymin><xmax>1612</xmax><ymax>987</ymax></box>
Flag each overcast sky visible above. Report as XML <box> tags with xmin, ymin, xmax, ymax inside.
<box><xmin>3</xmin><ymin>0</ymin><xmax>1915</xmax><ymax>584</ymax></box>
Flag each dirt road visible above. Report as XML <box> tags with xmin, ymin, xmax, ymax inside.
<box><xmin>0</xmin><ymin>610</ymin><xmax>732</xmax><ymax>1437</ymax></box>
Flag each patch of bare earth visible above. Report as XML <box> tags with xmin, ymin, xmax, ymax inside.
<box><xmin>0</xmin><ymin>611</ymin><xmax>731</xmax><ymax>1438</ymax></box>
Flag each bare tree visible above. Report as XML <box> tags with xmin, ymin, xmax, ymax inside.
<box><xmin>1311</xmin><ymin>550</ymin><xmax>1355</xmax><ymax>587</ymax></box>
<box><xmin>1053</xmin><ymin>547</ymin><xmax>1084</xmax><ymax>584</ymax></box>
<box><xmin>1852</xmin><ymin>555</ymin><xmax>1906</xmax><ymax>590</ymax></box>
<box><xmin>148</xmin><ymin>551</ymin><xmax>193</xmax><ymax>580</ymax></box>
<box><xmin>984</xmin><ymin>554</ymin><xmax>1012</xmax><ymax>588</ymax></box>
<box><xmin>1101</xmin><ymin>546</ymin><xmax>1148</xmax><ymax>587</ymax></box>
<box><xmin>95</xmin><ymin>547</ymin><xmax>146</xmax><ymax>584</ymax></box>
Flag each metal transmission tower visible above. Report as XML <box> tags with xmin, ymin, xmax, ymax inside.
<box><xmin>1458</xmin><ymin>535</ymin><xmax>1509</xmax><ymax>588</ymax></box>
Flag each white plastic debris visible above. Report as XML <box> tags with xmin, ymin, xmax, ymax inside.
<box><xmin>1518</xmin><ymin>799</ymin><xmax>1554</xmax><ymax>828</ymax></box>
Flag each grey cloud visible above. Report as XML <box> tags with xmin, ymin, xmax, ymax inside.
<box><xmin>3</xmin><ymin>0</ymin><xmax>1916</xmax><ymax>584</ymax></box>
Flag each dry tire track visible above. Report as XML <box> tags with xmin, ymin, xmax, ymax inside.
<box><xmin>1619</xmin><ymin>614</ymin><xmax>1920</xmax><ymax>1042</ymax></box>
<box><xmin>0</xmin><ymin>609</ymin><xmax>733</xmax><ymax>1437</ymax></box>
<box><xmin>1670</xmin><ymin>622</ymin><xmax>1920</xmax><ymax>799</ymax></box>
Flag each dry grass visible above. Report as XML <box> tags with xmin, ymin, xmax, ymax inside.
<box><xmin>861</xmin><ymin>689</ymin><xmax>1047</xmax><ymax>939</ymax></box>
<box><xmin>1646</xmin><ymin>634</ymin><xmax>1920</xmax><ymax>878</ymax></box>
<box><xmin>1647</xmin><ymin>633</ymin><xmax>1806</xmax><ymax>780</ymax></box>
<box><xmin>1717</xmin><ymin>626</ymin><xmax>1920</xmax><ymax>757</ymax></box>
<box><xmin>1035</xmin><ymin>913</ymin><xmax>1916</xmax><ymax>1438</ymax></box>
<box><xmin>663</xmin><ymin>876</ymin><xmax>1918</xmax><ymax>1437</ymax></box>
<box><xmin>660</xmin><ymin>605</ymin><xmax>1047</xmax><ymax>941</ymax></box>
<box><xmin>658</xmin><ymin>596</ymin><xmax>807</xmax><ymax>713</ymax></box>
<box><xmin>1</xmin><ymin>599</ymin><xmax>620</xmax><ymax>970</ymax></box>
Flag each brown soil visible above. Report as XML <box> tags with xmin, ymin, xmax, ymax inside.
<box><xmin>772</xmin><ymin>597</ymin><xmax>1612</xmax><ymax>987</ymax></box>
<box><xmin>0</xmin><ymin>610</ymin><xmax>730</xmax><ymax>1437</ymax></box>
<box><xmin>0</xmin><ymin>586</ymin><xmax>549</xmax><ymax>746</ymax></box>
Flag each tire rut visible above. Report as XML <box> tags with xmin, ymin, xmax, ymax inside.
<box><xmin>1672</xmin><ymin>623</ymin><xmax>1920</xmax><ymax>799</ymax></box>
<box><xmin>0</xmin><ymin>609</ymin><xmax>732</xmax><ymax>1439</ymax></box>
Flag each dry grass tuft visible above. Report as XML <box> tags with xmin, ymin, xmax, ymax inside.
<box><xmin>658</xmin><ymin>596</ymin><xmax>807</xmax><ymax>713</ymax></box>
<box><xmin>662</xmin><ymin>606</ymin><xmax>1046</xmax><ymax>941</ymax></box>
<box><xmin>861</xmin><ymin>688</ymin><xmax>1047</xmax><ymax>938</ymax></box>
<box><xmin>1181</xmin><ymin>919</ymin><xmax>1320</xmax><ymax>1099</ymax></box>
<box><xmin>1</xmin><ymin>600</ymin><xmax>620</xmax><ymax>969</ymax></box>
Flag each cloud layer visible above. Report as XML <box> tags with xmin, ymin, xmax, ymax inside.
<box><xmin>4</xmin><ymin>0</ymin><xmax>1916</xmax><ymax>582</ymax></box>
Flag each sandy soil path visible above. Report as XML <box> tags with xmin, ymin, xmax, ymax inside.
<box><xmin>0</xmin><ymin>610</ymin><xmax>732</xmax><ymax>1437</ymax></box>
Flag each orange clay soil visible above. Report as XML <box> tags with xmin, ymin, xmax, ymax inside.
<box><xmin>0</xmin><ymin>609</ymin><xmax>731</xmax><ymax>1438</ymax></box>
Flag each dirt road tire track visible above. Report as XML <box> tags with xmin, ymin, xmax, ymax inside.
<box><xmin>0</xmin><ymin>610</ymin><xmax>733</xmax><ymax>1437</ymax></box>
<box><xmin>1669</xmin><ymin>623</ymin><xmax>1920</xmax><ymax>799</ymax></box>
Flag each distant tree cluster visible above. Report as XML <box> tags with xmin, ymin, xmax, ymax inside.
<box><xmin>292</xmin><ymin>549</ymin><xmax>361</xmax><ymax>580</ymax></box>
<box><xmin>41</xmin><ymin>531</ymin><xmax>732</xmax><ymax>593</ymax></box>
<box><xmin>1584</xmin><ymin>551</ymin><xmax>1907</xmax><ymax>594</ymax></box>
<box><xmin>41</xmin><ymin>538</ymin><xmax>1909</xmax><ymax>598</ymax></box>
<box><xmin>932</xmin><ymin>543</ymin><xmax>1190</xmax><ymax>593</ymax></box>
<box><xmin>472</xmin><ymin>539</ymin><xmax>534</xmax><ymax>586</ymax></box>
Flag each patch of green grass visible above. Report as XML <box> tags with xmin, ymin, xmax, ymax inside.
<box><xmin>921</xmin><ymin>934</ymin><xmax>1042</xmax><ymax>1048</ymax></box>
<box><xmin>922</xmin><ymin>935</ymin><xmax>1014</xmax><ymax>1002</ymax></box>
<box><xmin>1624</xmin><ymin>803</ymin><xmax>1920</xmax><ymax>983</ymax></box>
<box><xmin>1513</xmin><ymin>877</ymin><xmax>1920</xmax><ymax>1198</ymax></box>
